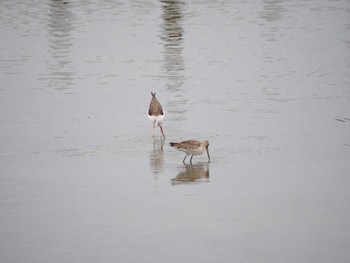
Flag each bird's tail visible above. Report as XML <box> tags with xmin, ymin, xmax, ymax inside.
<box><xmin>169</xmin><ymin>142</ymin><xmax>177</xmax><ymax>147</ymax></box>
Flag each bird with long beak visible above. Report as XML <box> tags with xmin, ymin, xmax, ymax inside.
<box><xmin>170</xmin><ymin>140</ymin><xmax>210</xmax><ymax>164</ymax></box>
<box><xmin>148</xmin><ymin>92</ymin><xmax>165</xmax><ymax>140</ymax></box>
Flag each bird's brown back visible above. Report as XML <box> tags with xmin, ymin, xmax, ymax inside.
<box><xmin>171</xmin><ymin>140</ymin><xmax>202</xmax><ymax>150</ymax></box>
<box><xmin>148</xmin><ymin>94</ymin><xmax>164</xmax><ymax>116</ymax></box>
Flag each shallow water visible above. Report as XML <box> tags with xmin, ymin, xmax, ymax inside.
<box><xmin>1</xmin><ymin>0</ymin><xmax>350</xmax><ymax>262</ymax></box>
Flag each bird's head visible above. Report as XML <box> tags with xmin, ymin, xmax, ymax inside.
<box><xmin>156</xmin><ymin>120</ymin><xmax>163</xmax><ymax>127</ymax></box>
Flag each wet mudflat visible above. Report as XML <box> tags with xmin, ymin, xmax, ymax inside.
<box><xmin>1</xmin><ymin>1</ymin><xmax>350</xmax><ymax>262</ymax></box>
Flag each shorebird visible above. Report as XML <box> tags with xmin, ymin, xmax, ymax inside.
<box><xmin>148</xmin><ymin>92</ymin><xmax>165</xmax><ymax>140</ymax></box>
<box><xmin>170</xmin><ymin>140</ymin><xmax>210</xmax><ymax>164</ymax></box>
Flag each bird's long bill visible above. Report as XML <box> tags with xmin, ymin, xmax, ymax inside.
<box><xmin>159</xmin><ymin>124</ymin><xmax>166</xmax><ymax>140</ymax></box>
<box><xmin>206</xmin><ymin>148</ymin><xmax>210</xmax><ymax>163</ymax></box>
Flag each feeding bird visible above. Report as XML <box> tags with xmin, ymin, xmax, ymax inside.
<box><xmin>170</xmin><ymin>140</ymin><xmax>210</xmax><ymax>164</ymax></box>
<box><xmin>148</xmin><ymin>92</ymin><xmax>165</xmax><ymax>140</ymax></box>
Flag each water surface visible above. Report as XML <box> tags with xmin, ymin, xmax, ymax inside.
<box><xmin>1</xmin><ymin>0</ymin><xmax>350</xmax><ymax>262</ymax></box>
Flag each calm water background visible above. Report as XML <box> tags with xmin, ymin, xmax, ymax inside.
<box><xmin>1</xmin><ymin>0</ymin><xmax>350</xmax><ymax>262</ymax></box>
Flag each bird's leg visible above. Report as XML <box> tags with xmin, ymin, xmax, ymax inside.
<box><xmin>190</xmin><ymin>155</ymin><xmax>194</xmax><ymax>164</ymax></box>
<box><xmin>160</xmin><ymin>139</ymin><xmax>164</xmax><ymax>151</ymax></box>
<box><xmin>183</xmin><ymin>155</ymin><xmax>187</xmax><ymax>164</ymax></box>
<box><xmin>152</xmin><ymin>121</ymin><xmax>155</xmax><ymax>137</ymax></box>
<box><xmin>159</xmin><ymin>125</ymin><xmax>165</xmax><ymax>140</ymax></box>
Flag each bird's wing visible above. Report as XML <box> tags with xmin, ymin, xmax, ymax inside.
<box><xmin>178</xmin><ymin>140</ymin><xmax>201</xmax><ymax>150</ymax></box>
<box><xmin>148</xmin><ymin>99</ymin><xmax>164</xmax><ymax>115</ymax></box>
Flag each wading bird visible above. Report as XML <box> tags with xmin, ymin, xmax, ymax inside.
<box><xmin>170</xmin><ymin>140</ymin><xmax>210</xmax><ymax>164</ymax></box>
<box><xmin>148</xmin><ymin>92</ymin><xmax>165</xmax><ymax>140</ymax></box>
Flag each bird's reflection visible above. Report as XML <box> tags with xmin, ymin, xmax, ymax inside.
<box><xmin>260</xmin><ymin>0</ymin><xmax>285</xmax><ymax>22</ymax></box>
<box><xmin>46</xmin><ymin>0</ymin><xmax>75</xmax><ymax>90</ymax></box>
<box><xmin>160</xmin><ymin>0</ymin><xmax>188</xmax><ymax>127</ymax></box>
<box><xmin>160</xmin><ymin>0</ymin><xmax>185</xmax><ymax>90</ymax></box>
<box><xmin>171</xmin><ymin>163</ymin><xmax>210</xmax><ymax>185</ymax></box>
<box><xmin>149</xmin><ymin>138</ymin><xmax>164</xmax><ymax>177</ymax></box>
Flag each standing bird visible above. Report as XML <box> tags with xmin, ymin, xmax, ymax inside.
<box><xmin>170</xmin><ymin>140</ymin><xmax>210</xmax><ymax>164</ymax></box>
<box><xmin>148</xmin><ymin>92</ymin><xmax>165</xmax><ymax>140</ymax></box>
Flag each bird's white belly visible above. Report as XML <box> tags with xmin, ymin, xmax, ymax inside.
<box><xmin>179</xmin><ymin>147</ymin><xmax>205</xmax><ymax>156</ymax></box>
<box><xmin>148</xmin><ymin>114</ymin><xmax>164</xmax><ymax>123</ymax></box>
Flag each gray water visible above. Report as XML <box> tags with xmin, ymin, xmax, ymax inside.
<box><xmin>1</xmin><ymin>0</ymin><xmax>350</xmax><ymax>262</ymax></box>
